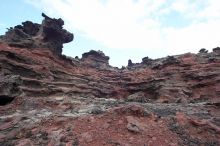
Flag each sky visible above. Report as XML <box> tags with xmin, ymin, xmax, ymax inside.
<box><xmin>1</xmin><ymin>0</ymin><xmax>220</xmax><ymax>67</ymax></box>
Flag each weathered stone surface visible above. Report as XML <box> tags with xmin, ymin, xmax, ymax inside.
<box><xmin>213</xmin><ymin>47</ymin><xmax>220</xmax><ymax>54</ymax></box>
<box><xmin>199</xmin><ymin>48</ymin><xmax>208</xmax><ymax>53</ymax></box>
<box><xmin>141</xmin><ymin>56</ymin><xmax>153</xmax><ymax>65</ymax></box>
<box><xmin>126</xmin><ymin>91</ymin><xmax>146</xmax><ymax>102</ymax></box>
<box><xmin>81</xmin><ymin>50</ymin><xmax>109</xmax><ymax>68</ymax></box>
<box><xmin>0</xmin><ymin>74</ymin><xmax>22</xmax><ymax>105</ymax></box>
<box><xmin>128</xmin><ymin>59</ymin><xmax>133</xmax><ymax>67</ymax></box>
<box><xmin>126</xmin><ymin>116</ymin><xmax>143</xmax><ymax>133</ymax></box>
<box><xmin>0</xmin><ymin>15</ymin><xmax>220</xmax><ymax>146</ymax></box>
<box><xmin>0</xmin><ymin>13</ymin><xmax>73</xmax><ymax>55</ymax></box>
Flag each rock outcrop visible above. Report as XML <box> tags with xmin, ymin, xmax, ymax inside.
<box><xmin>141</xmin><ymin>56</ymin><xmax>153</xmax><ymax>65</ymax></box>
<box><xmin>0</xmin><ymin>15</ymin><xmax>220</xmax><ymax>145</ymax></box>
<box><xmin>213</xmin><ymin>47</ymin><xmax>220</xmax><ymax>54</ymax></box>
<box><xmin>0</xmin><ymin>13</ymin><xmax>73</xmax><ymax>55</ymax></box>
<box><xmin>81</xmin><ymin>50</ymin><xmax>110</xmax><ymax>68</ymax></box>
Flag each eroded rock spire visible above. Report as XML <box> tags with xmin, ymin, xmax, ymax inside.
<box><xmin>0</xmin><ymin>13</ymin><xmax>73</xmax><ymax>55</ymax></box>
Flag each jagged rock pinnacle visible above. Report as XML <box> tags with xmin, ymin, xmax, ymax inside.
<box><xmin>0</xmin><ymin>13</ymin><xmax>73</xmax><ymax>55</ymax></box>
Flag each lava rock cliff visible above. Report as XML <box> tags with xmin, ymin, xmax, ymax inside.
<box><xmin>0</xmin><ymin>14</ymin><xmax>220</xmax><ymax>146</ymax></box>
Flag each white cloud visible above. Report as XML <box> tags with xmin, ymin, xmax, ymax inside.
<box><xmin>196</xmin><ymin>0</ymin><xmax>220</xmax><ymax>20</ymax></box>
<box><xmin>26</xmin><ymin>0</ymin><xmax>220</xmax><ymax>65</ymax></box>
<box><xmin>163</xmin><ymin>20</ymin><xmax>220</xmax><ymax>54</ymax></box>
<box><xmin>0</xmin><ymin>23</ymin><xmax>5</xmax><ymax>28</ymax></box>
<box><xmin>0</xmin><ymin>22</ymin><xmax>7</xmax><ymax>35</ymax></box>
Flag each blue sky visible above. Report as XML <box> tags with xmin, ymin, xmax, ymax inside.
<box><xmin>1</xmin><ymin>0</ymin><xmax>220</xmax><ymax>67</ymax></box>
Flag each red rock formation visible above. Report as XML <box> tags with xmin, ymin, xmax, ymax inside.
<box><xmin>0</xmin><ymin>14</ymin><xmax>220</xmax><ymax>146</ymax></box>
<box><xmin>0</xmin><ymin>13</ymin><xmax>73</xmax><ymax>55</ymax></box>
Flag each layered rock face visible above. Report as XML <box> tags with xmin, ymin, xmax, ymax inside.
<box><xmin>0</xmin><ymin>15</ymin><xmax>220</xmax><ymax>146</ymax></box>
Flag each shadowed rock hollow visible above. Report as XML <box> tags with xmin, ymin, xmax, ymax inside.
<box><xmin>0</xmin><ymin>14</ymin><xmax>220</xmax><ymax>146</ymax></box>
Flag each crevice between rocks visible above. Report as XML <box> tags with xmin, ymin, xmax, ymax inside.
<box><xmin>0</xmin><ymin>95</ymin><xmax>15</xmax><ymax>106</ymax></box>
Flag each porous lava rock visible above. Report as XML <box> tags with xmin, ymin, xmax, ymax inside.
<box><xmin>82</xmin><ymin>50</ymin><xmax>110</xmax><ymax>68</ymax></box>
<box><xmin>0</xmin><ymin>13</ymin><xmax>73</xmax><ymax>55</ymax></box>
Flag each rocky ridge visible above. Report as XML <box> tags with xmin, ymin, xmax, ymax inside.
<box><xmin>0</xmin><ymin>14</ymin><xmax>220</xmax><ymax>146</ymax></box>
